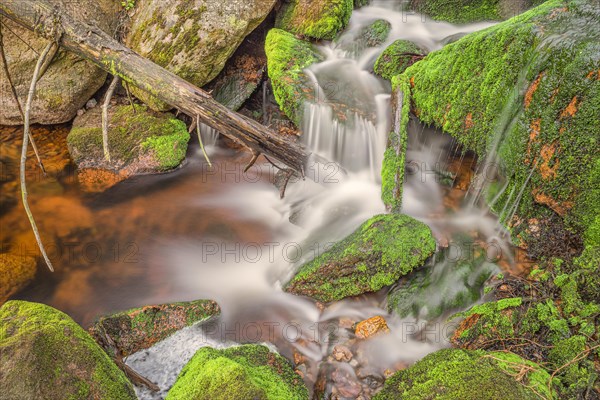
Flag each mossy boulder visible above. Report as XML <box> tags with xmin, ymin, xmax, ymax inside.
<box><xmin>374</xmin><ymin>40</ymin><xmax>426</xmax><ymax>81</ymax></box>
<box><xmin>388</xmin><ymin>253</ymin><xmax>498</xmax><ymax>320</ymax></box>
<box><xmin>125</xmin><ymin>0</ymin><xmax>277</xmax><ymax>110</ymax></box>
<box><xmin>285</xmin><ymin>213</ymin><xmax>436</xmax><ymax>302</ymax></box>
<box><xmin>374</xmin><ymin>348</ymin><xmax>553</xmax><ymax>400</ymax></box>
<box><xmin>0</xmin><ymin>300</ymin><xmax>136</xmax><ymax>399</ymax></box>
<box><xmin>384</xmin><ymin>0</ymin><xmax>600</xmax><ymax>250</ymax></box>
<box><xmin>166</xmin><ymin>344</ymin><xmax>309</xmax><ymax>400</ymax></box>
<box><xmin>0</xmin><ymin>0</ymin><xmax>120</xmax><ymax>125</ymax></box>
<box><xmin>89</xmin><ymin>299</ymin><xmax>220</xmax><ymax>357</ymax></box>
<box><xmin>265</xmin><ymin>29</ymin><xmax>322</xmax><ymax>126</ymax></box>
<box><xmin>407</xmin><ymin>0</ymin><xmax>542</xmax><ymax>23</ymax></box>
<box><xmin>336</xmin><ymin>19</ymin><xmax>391</xmax><ymax>56</ymax></box>
<box><xmin>0</xmin><ymin>253</ymin><xmax>37</xmax><ymax>304</ymax></box>
<box><xmin>67</xmin><ymin>104</ymin><xmax>190</xmax><ymax>175</ymax></box>
<box><xmin>275</xmin><ymin>0</ymin><xmax>353</xmax><ymax>40</ymax></box>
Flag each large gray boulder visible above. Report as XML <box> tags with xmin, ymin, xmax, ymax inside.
<box><xmin>0</xmin><ymin>0</ymin><xmax>120</xmax><ymax>125</ymax></box>
<box><xmin>125</xmin><ymin>0</ymin><xmax>277</xmax><ymax>110</ymax></box>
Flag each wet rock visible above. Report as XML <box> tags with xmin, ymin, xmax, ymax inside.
<box><xmin>0</xmin><ymin>1</ymin><xmax>120</xmax><ymax>125</ymax></box>
<box><xmin>86</xmin><ymin>98</ymin><xmax>98</xmax><ymax>109</ymax></box>
<box><xmin>0</xmin><ymin>253</ymin><xmax>36</xmax><ymax>303</ymax></box>
<box><xmin>275</xmin><ymin>0</ymin><xmax>353</xmax><ymax>40</ymax></box>
<box><xmin>388</xmin><ymin>248</ymin><xmax>498</xmax><ymax>320</ymax></box>
<box><xmin>332</xmin><ymin>344</ymin><xmax>353</xmax><ymax>362</ymax></box>
<box><xmin>67</xmin><ymin>104</ymin><xmax>190</xmax><ymax>176</ymax></box>
<box><xmin>89</xmin><ymin>299</ymin><xmax>220</xmax><ymax>357</ymax></box>
<box><xmin>265</xmin><ymin>28</ymin><xmax>322</xmax><ymax>126</ymax></box>
<box><xmin>0</xmin><ymin>300</ymin><xmax>136</xmax><ymax>399</ymax></box>
<box><xmin>374</xmin><ymin>39</ymin><xmax>426</xmax><ymax>81</ymax></box>
<box><xmin>337</xmin><ymin>19</ymin><xmax>391</xmax><ymax>56</ymax></box>
<box><xmin>285</xmin><ymin>213</ymin><xmax>436</xmax><ymax>302</ymax></box>
<box><xmin>125</xmin><ymin>0</ymin><xmax>276</xmax><ymax>110</ymax></box>
<box><xmin>166</xmin><ymin>344</ymin><xmax>308</xmax><ymax>399</ymax></box>
<box><xmin>374</xmin><ymin>348</ymin><xmax>554</xmax><ymax>399</ymax></box>
<box><xmin>355</xmin><ymin>316</ymin><xmax>390</xmax><ymax>339</ymax></box>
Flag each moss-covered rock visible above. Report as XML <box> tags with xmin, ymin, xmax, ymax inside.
<box><xmin>89</xmin><ymin>299</ymin><xmax>220</xmax><ymax>357</ymax></box>
<box><xmin>407</xmin><ymin>0</ymin><xmax>542</xmax><ymax>23</ymax></box>
<box><xmin>388</xmin><ymin>252</ymin><xmax>498</xmax><ymax>319</ymax></box>
<box><xmin>166</xmin><ymin>344</ymin><xmax>308</xmax><ymax>400</ymax></box>
<box><xmin>125</xmin><ymin>0</ymin><xmax>277</xmax><ymax>110</ymax></box>
<box><xmin>67</xmin><ymin>104</ymin><xmax>190</xmax><ymax>175</ymax></box>
<box><xmin>374</xmin><ymin>348</ymin><xmax>553</xmax><ymax>400</ymax></box>
<box><xmin>0</xmin><ymin>253</ymin><xmax>37</xmax><ymax>303</ymax></box>
<box><xmin>0</xmin><ymin>300</ymin><xmax>136</xmax><ymax>399</ymax></box>
<box><xmin>276</xmin><ymin>0</ymin><xmax>353</xmax><ymax>40</ymax></box>
<box><xmin>285</xmin><ymin>213</ymin><xmax>436</xmax><ymax>302</ymax></box>
<box><xmin>385</xmin><ymin>0</ymin><xmax>600</xmax><ymax>249</ymax></box>
<box><xmin>374</xmin><ymin>40</ymin><xmax>426</xmax><ymax>81</ymax></box>
<box><xmin>0</xmin><ymin>1</ymin><xmax>120</xmax><ymax>125</ymax></box>
<box><xmin>265</xmin><ymin>29</ymin><xmax>322</xmax><ymax>126</ymax></box>
<box><xmin>337</xmin><ymin>19</ymin><xmax>391</xmax><ymax>56</ymax></box>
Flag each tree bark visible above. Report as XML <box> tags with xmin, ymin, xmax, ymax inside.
<box><xmin>0</xmin><ymin>0</ymin><xmax>310</xmax><ymax>174</ymax></box>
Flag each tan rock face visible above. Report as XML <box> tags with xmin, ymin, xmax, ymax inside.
<box><xmin>0</xmin><ymin>0</ymin><xmax>121</xmax><ymax>125</ymax></box>
<box><xmin>0</xmin><ymin>253</ymin><xmax>36</xmax><ymax>303</ymax></box>
<box><xmin>125</xmin><ymin>0</ymin><xmax>277</xmax><ymax>110</ymax></box>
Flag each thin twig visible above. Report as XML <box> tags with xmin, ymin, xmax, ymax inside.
<box><xmin>36</xmin><ymin>42</ymin><xmax>58</xmax><ymax>83</ymax></box>
<box><xmin>102</xmin><ymin>75</ymin><xmax>120</xmax><ymax>162</ymax></box>
<box><xmin>244</xmin><ymin>151</ymin><xmax>260</xmax><ymax>173</ymax></box>
<box><xmin>196</xmin><ymin>114</ymin><xmax>212</xmax><ymax>168</ymax></box>
<box><xmin>548</xmin><ymin>344</ymin><xmax>600</xmax><ymax>395</ymax></box>
<box><xmin>0</xmin><ymin>22</ymin><xmax>46</xmax><ymax>175</ymax></box>
<box><xmin>124</xmin><ymin>81</ymin><xmax>136</xmax><ymax>113</ymax></box>
<box><xmin>21</xmin><ymin>42</ymin><xmax>55</xmax><ymax>272</ymax></box>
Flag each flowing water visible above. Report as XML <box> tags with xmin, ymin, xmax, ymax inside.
<box><xmin>0</xmin><ymin>2</ymin><xmax>529</xmax><ymax>399</ymax></box>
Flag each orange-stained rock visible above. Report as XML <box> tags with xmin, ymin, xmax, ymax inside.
<box><xmin>355</xmin><ymin>316</ymin><xmax>390</xmax><ymax>339</ymax></box>
<box><xmin>0</xmin><ymin>253</ymin><xmax>37</xmax><ymax>303</ymax></box>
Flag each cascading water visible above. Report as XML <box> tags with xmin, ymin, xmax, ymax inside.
<box><xmin>123</xmin><ymin>4</ymin><xmax>511</xmax><ymax>399</ymax></box>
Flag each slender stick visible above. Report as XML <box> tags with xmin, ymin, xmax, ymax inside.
<box><xmin>0</xmin><ymin>21</ymin><xmax>46</xmax><ymax>175</ymax></box>
<box><xmin>21</xmin><ymin>41</ymin><xmax>55</xmax><ymax>272</ymax></box>
<box><xmin>196</xmin><ymin>114</ymin><xmax>212</xmax><ymax>168</ymax></box>
<box><xmin>102</xmin><ymin>75</ymin><xmax>120</xmax><ymax>162</ymax></box>
<box><xmin>124</xmin><ymin>81</ymin><xmax>136</xmax><ymax>113</ymax></box>
<box><xmin>36</xmin><ymin>42</ymin><xmax>58</xmax><ymax>82</ymax></box>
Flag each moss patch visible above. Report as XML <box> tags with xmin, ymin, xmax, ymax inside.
<box><xmin>265</xmin><ymin>29</ymin><xmax>322</xmax><ymax>126</ymax></box>
<box><xmin>67</xmin><ymin>105</ymin><xmax>190</xmax><ymax>173</ymax></box>
<box><xmin>374</xmin><ymin>40</ymin><xmax>426</xmax><ymax>81</ymax></box>
<box><xmin>276</xmin><ymin>0</ymin><xmax>353</xmax><ymax>40</ymax></box>
<box><xmin>0</xmin><ymin>300</ymin><xmax>136</xmax><ymax>399</ymax></box>
<box><xmin>89</xmin><ymin>299</ymin><xmax>220</xmax><ymax>357</ymax></box>
<box><xmin>166</xmin><ymin>344</ymin><xmax>308</xmax><ymax>400</ymax></box>
<box><xmin>284</xmin><ymin>213</ymin><xmax>436</xmax><ymax>302</ymax></box>
<box><xmin>374</xmin><ymin>348</ymin><xmax>551</xmax><ymax>399</ymax></box>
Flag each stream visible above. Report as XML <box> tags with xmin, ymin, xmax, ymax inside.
<box><xmin>0</xmin><ymin>2</ymin><xmax>528</xmax><ymax>399</ymax></box>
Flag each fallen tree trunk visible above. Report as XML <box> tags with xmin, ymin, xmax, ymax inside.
<box><xmin>0</xmin><ymin>0</ymin><xmax>310</xmax><ymax>174</ymax></box>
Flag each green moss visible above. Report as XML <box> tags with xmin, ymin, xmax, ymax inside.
<box><xmin>452</xmin><ymin>297</ymin><xmax>523</xmax><ymax>341</ymax></box>
<box><xmin>395</xmin><ymin>0</ymin><xmax>599</xmax><ymax>249</ymax></box>
<box><xmin>285</xmin><ymin>213</ymin><xmax>436</xmax><ymax>302</ymax></box>
<box><xmin>166</xmin><ymin>345</ymin><xmax>308</xmax><ymax>400</ymax></box>
<box><xmin>374</xmin><ymin>348</ymin><xmax>550</xmax><ymax>399</ymax></box>
<box><xmin>360</xmin><ymin>19</ymin><xmax>391</xmax><ymax>47</ymax></box>
<box><xmin>67</xmin><ymin>105</ymin><xmax>190</xmax><ymax>172</ymax></box>
<box><xmin>409</xmin><ymin>0</ymin><xmax>503</xmax><ymax>23</ymax></box>
<box><xmin>381</xmin><ymin>75</ymin><xmax>411</xmax><ymax>211</ymax></box>
<box><xmin>265</xmin><ymin>29</ymin><xmax>322</xmax><ymax>125</ymax></box>
<box><xmin>276</xmin><ymin>0</ymin><xmax>353</xmax><ymax>40</ymax></box>
<box><xmin>374</xmin><ymin>40</ymin><xmax>426</xmax><ymax>81</ymax></box>
<box><xmin>0</xmin><ymin>301</ymin><xmax>136</xmax><ymax>399</ymax></box>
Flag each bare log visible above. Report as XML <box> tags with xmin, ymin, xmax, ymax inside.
<box><xmin>0</xmin><ymin>0</ymin><xmax>310</xmax><ymax>174</ymax></box>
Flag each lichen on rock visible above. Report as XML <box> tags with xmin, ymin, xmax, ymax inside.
<box><xmin>166</xmin><ymin>344</ymin><xmax>309</xmax><ymax>400</ymax></box>
<box><xmin>0</xmin><ymin>300</ymin><xmax>137</xmax><ymax>399</ymax></box>
<box><xmin>285</xmin><ymin>213</ymin><xmax>436</xmax><ymax>302</ymax></box>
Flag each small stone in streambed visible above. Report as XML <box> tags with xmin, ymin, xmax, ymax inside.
<box><xmin>86</xmin><ymin>98</ymin><xmax>98</xmax><ymax>109</ymax></box>
<box><xmin>355</xmin><ymin>316</ymin><xmax>390</xmax><ymax>339</ymax></box>
<box><xmin>332</xmin><ymin>345</ymin><xmax>353</xmax><ymax>362</ymax></box>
